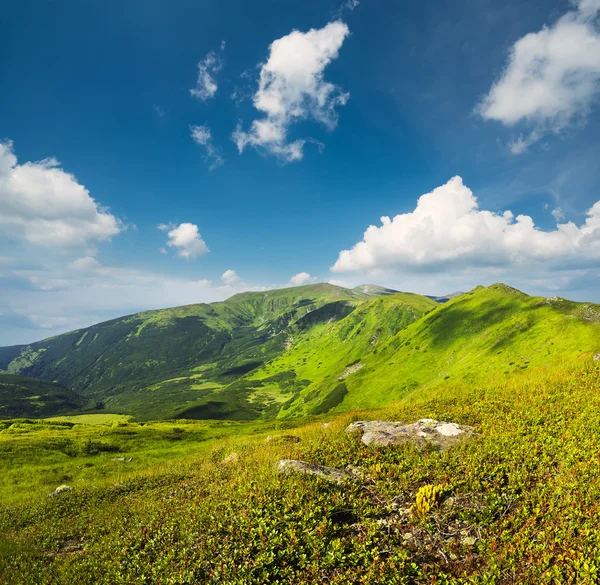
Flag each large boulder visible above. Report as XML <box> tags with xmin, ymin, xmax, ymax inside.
<box><xmin>346</xmin><ymin>418</ymin><xmax>476</xmax><ymax>449</ymax></box>
<box><xmin>277</xmin><ymin>459</ymin><xmax>356</xmax><ymax>483</ymax></box>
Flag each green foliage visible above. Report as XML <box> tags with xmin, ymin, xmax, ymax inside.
<box><xmin>3</xmin><ymin>364</ymin><xmax>600</xmax><ymax>583</ymax></box>
<box><xmin>0</xmin><ymin>374</ymin><xmax>85</xmax><ymax>419</ymax></box>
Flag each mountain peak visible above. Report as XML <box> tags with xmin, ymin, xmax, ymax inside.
<box><xmin>352</xmin><ymin>284</ymin><xmax>399</xmax><ymax>297</ymax></box>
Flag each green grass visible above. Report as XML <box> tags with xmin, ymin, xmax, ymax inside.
<box><xmin>3</xmin><ymin>363</ymin><xmax>600</xmax><ymax>583</ymax></box>
<box><xmin>264</xmin><ymin>284</ymin><xmax>600</xmax><ymax>416</ymax></box>
<box><xmin>45</xmin><ymin>414</ymin><xmax>132</xmax><ymax>425</ymax></box>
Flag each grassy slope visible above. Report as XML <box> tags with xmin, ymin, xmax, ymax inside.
<box><xmin>2</xmin><ymin>283</ymin><xmax>600</xmax><ymax>423</ymax></box>
<box><xmin>0</xmin><ymin>375</ymin><xmax>85</xmax><ymax>419</ymax></box>
<box><xmin>273</xmin><ymin>284</ymin><xmax>600</xmax><ymax>416</ymax></box>
<box><xmin>0</xmin><ymin>284</ymin><xmax>368</xmax><ymax>419</ymax></box>
<box><xmin>244</xmin><ymin>292</ymin><xmax>438</xmax><ymax>416</ymax></box>
<box><xmin>2</xmin><ymin>363</ymin><xmax>600</xmax><ymax>583</ymax></box>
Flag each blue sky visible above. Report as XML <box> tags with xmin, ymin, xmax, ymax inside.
<box><xmin>1</xmin><ymin>0</ymin><xmax>600</xmax><ymax>344</ymax></box>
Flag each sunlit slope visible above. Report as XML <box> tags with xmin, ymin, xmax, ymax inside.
<box><xmin>0</xmin><ymin>374</ymin><xmax>84</xmax><ymax>419</ymax></box>
<box><xmin>285</xmin><ymin>284</ymin><xmax>600</xmax><ymax>415</ymax></box>
<box><xmin>0</xmin><ymin>284</ymin><xmax>367</xmax><ymax>418</ymax></box>
<box><xmin>241</xmin><ymin>292</ymin><xmax>439</xmax><ymax>416</ymax></box>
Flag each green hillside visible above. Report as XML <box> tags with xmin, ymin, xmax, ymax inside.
<box><xmin>2</xmin><ymin>283</ymin><xmax>600</xmax><ymax>422</ymax></box>
<box><xmin>0</xmin><ymin>284</ymin><xmax>372</xmax><ymax>419</ymax></box>
<box><xmin>244</xmin><ymin>284</ymin><xmax>600</xmax><ymax>417</ymax></box>
<box><xmin>0</xmin><ymin>374</ymin><xmax>84</xmax><ymax>419</ymax></box>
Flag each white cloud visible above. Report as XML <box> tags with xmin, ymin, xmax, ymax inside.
<box><xmin>159</xmin><ymin>222</ymin><xmax>209</xmax><ymax>259</ymax></box>
<box><xmin>221</xmin><ymin>269</ymin><xmax>241</xmax><ymax>286</ymax></box>
<box><xmin>332</xmin><ymin>176</ymin><xmax>600</xmax><ymax>273</ymax></box>
<box><xmin>0</xmin><ymin>141</ymin><xmax>122</xmax><ymax>249</ymax></box>
<box><xmin>190</xmin><ymin>125</ymin><xmax>224</xmax><ymax>170</ymax></box>
<box><xmin>287</xmin><ymin>272</ymin><xmax>317</xmax><ymax>286</ymax></box>
<box><xmin>69</xmin><ymin>256</ymin><xmax>101</xmax><ymax>272</ymax></box>
<box><xmin>551</xmin><ymin>207</ymin><xmax>565</xmax><ymax>221</ymax></box>
<box><xmin>476</xmin><ymin>0</ymin><xmax>600</xmax><ymax>152</ymax></box>
<box><xmin>190</xmin><ymin>47</ymin><xmax>224</xmax><ymax>101</ymax></box>
<box><xmin>233</xmin><ymin>21</ymin><xmax>350</xmax><ymax>162</ymax></box>
<box><xmin>335</xmin><ymin>0</ymin><xmax>359</xmax><ymax>18</ymax></box>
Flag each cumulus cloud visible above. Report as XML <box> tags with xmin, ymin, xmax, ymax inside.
<box><xmin>190</xmin><ymin>125</ymin><xmax>224</xmax><ymax>170</ymax></box>
<box><xmin>159</xmin><ymin>222</ymin><xmax>209</xmax><ymax>259</ymax></box>
<box><xmin>190</xmin><ymin>45</ymin><xmax>225</xmax><ymax>101</ymax></box>
<box><xmin>476</xmin><ymin>0</ymin><xmax>600</xmax><ymax>152</ymax></box>
<box><xmin>332</xmin><ymin>176</ymin><xmax>600</xmax><ymax>273</ymax></box>
<box><xmin>233</xmin><ymin>21</ymin><xmax>350</xmax><ymax>162</ymax></box>
<box><xmin>287</xmin><ymin>272</ymin><xmax>317</xmax><ymax>286</ymax></box>
<box><xmin>221</xmin><ymin>269</ymin><xmax>241</xmax><ymax>286</ymax></box>
<box><xmin>0</xmin><ymin>141</ymin><xmax>121</xmax><ymax>249</ymax></box>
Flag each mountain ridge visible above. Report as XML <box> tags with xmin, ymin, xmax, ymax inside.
<box><xmin>1</xmin><ymin>282</ymin><xmax>599</xmax><ymax>421</ymax></box>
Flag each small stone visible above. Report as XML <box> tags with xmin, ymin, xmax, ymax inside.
<box><xmin>49</xmin><ymin>484</ymin><xmax>72</xmax><ymax>497</ymax></box>
<box><xmin>594</xmin><ymin>353</ymin><xmax>600</xmax><ymax>362</ymax></box>
<box><xmin>222</xmin><ymin>452</ymin><xmax>239</xmax><ymax>465</ymax></box>
<box><xmin>277</xmin><ymin>459</ymin><xmax>355</xmax><ymax>483</ymax></box>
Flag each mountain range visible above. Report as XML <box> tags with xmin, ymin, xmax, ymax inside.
<box><xmin>1</xmin><ymin>282</ymin><xmax>599</xmax><ymax>420</ymax></box>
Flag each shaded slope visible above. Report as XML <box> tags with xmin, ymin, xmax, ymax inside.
<box><xmin>0</xmin><ymin>374</ymin><xmax>85</xmax><ymax>419</ymax></box>
<box><xmin>0</xmin><ymin>284</ymin><xmax>367</xmax><ymax>419</ymax></box>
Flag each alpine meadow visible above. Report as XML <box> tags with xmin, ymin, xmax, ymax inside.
<box><xmin>3</xmin><ymin>0</ymin><xmax>600</xmax><ymax>582</ymax></box>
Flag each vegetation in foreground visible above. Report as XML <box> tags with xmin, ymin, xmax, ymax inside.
<box><xmin>2</xmin><ymin>362</ymin><xmax>600</xmax><ymax>584</ymax></box>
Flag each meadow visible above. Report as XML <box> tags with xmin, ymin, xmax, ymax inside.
<box><xmin>2</xmin><ymin>362</ymin><xmax>600</xmax><ymax>584</ymax></box>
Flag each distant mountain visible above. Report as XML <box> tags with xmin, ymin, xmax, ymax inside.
<box><xmin>352</xmin><ymin>284</ymin><xmax>399</xmax><ymax>297</ymax></box>
<box><xmin>1</xmin><ymin>282</ymin><xmax>599</xmax><ymax>421</ymax></box>
<box><xmin>354</xmin><ymin>284</ymin><xmax>464</xmax><ymax>303</ymax></box>
<box><xmin>246</xmin><ymin>283</ymin><xmax>600</xmax><ymax>417</ymax></box>
<box><xmin>425</xmin><ymin>291</ymin><xmax>465</xmax><ymax>303</ymax></box>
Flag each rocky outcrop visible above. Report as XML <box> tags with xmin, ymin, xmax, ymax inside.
<box><xmin>277</xmin><ymin>459</ymin><xmax>356</xmax><ymax>483</ymax></box>
<box><xmin>338</xmin><ymin>363</ymin><xmax>365</xmax><ymax>380</ymax></box>
<box><xmin>346</xmin><ymin>418</ymin><xmax>476</xmax><ymax>449</ymax></box>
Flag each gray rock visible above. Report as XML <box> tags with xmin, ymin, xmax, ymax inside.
<box><xmin>49</xmin><ymin>484</ymin><xmax>72</xmax><ymax>497</ymax></box>
<box><xmin>346</xmin><ymin>418</ymin><xmax>476</xmax><ymax>449</ymax></box>
<box><xmin>277</xmin><ymin>459</ymin><xmax>355</xmax><ymax>483</ymax></box>
<box><xmin>594</xmin><ymin>353</ymin><xmax>600</xmax><ymax>362</ymax></box>
<box><xmin>265</xmin><ymin>434</ymin><xmax>301</xmax><ymax>444</ymax></box>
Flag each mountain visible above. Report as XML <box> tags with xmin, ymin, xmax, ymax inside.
<box><xmin>242</xmin><ymin>283</ymin><xmax>600</xmax><ymax>417</ymax></box>
<box><xmin>352</xmin><ymin>284</ymin><xmax>399</xmax><ymax>296</ymax></box>
<box><xmin>0</xmin><ymin>284</ymin><xmax>374</xmax><ymax>419</ymax></box>
<box><xmin>0</xmin><ymin>374</ymin><xmax>84</xmax><ymax>419</ymax></box>
<box><xmin>1</xmin><ymin>282</ymin><xmax>599</xmax><ymax>421</ymax></box>
<box><xmin>425</xmin><ymin>291</ymin><xmax>465</xmax><ymax>303</ymax></box>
